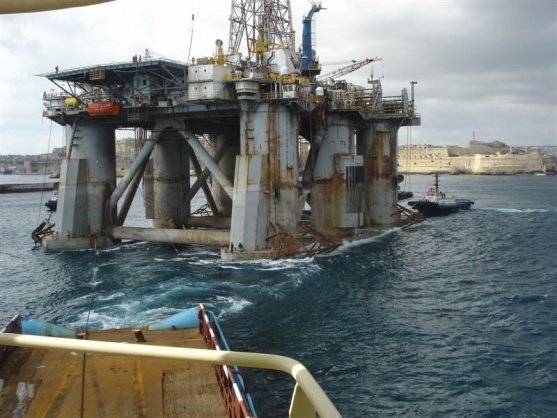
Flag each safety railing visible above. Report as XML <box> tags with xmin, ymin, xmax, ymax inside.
<box><xmin>259</xmin><ymin>91</ymin><xmax>326</xmax><ymax>104</ymax></box>
<box><xmin>198</xmin><ymin>305</ymin><xmax>256</xmax><ymax>417</ymax></box>
<box><xmin>0</xmin><ymin>333</ymin><xmax>341</xmax><ymax>418</ymax></box>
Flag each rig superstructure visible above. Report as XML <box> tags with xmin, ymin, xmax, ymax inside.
<box><xmin>37</xmin><ymin>1</ymin><xmax>420</xmax><ymax>261</ymax></box>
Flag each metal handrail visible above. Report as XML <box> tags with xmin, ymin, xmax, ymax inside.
<box><xmin>198</xmin><ymin>305</ymin><xmax>254</xmax><ymax>417</ymax></box>
<box><xmin>0</xmin><ymin>333</ymin><xmax>341</xmax><ymax>418</ymax></box>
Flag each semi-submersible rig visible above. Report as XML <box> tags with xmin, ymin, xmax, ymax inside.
<box><xmin>35</xmin><ymin>1</ymin><xmax>421</xmax><ymax>261</ymax></box>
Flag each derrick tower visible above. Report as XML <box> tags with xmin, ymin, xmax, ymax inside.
<box><xmin>36</xmin><ymin>1</ymin><xmax>421</xmax><ymax>260</ymax></box>
<box><xmin>228</xmin><ymin>0</ymin><xmax>295</xmax><ymax>59</ymax></box>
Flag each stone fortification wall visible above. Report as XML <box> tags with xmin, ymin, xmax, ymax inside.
<box><xmin>472</xmin><ymin>153</ymin><xmax>544</xmax><ymax>174</ymax></box>
<box><xmin>398</xmin><ymin>145</ymin><xmax>544</xmax><ymax>174</ymax></box>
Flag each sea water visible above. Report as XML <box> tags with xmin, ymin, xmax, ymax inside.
<box><xmin>0</xmin><ymin>174</ymin><xmax>556</xmax><ymax>417</ymax></box>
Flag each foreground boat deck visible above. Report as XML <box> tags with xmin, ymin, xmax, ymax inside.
<box><xmin>0</xmin><ymin>327</ymin><xmax>228</xmax><ymax>418</ymax></box>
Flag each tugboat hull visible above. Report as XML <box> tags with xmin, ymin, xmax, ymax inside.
<box><xmin>409</xmin><ymin>200</ymin><xmax>458</xmax><ymax>216</ymax></box>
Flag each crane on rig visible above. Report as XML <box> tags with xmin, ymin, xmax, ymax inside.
<box><xmin>316</xmin><ymin>57</ymin><xmax>381</xmax><ymax>83</ymax></box>
<box><xmin>300</xmin><ymin>2</ymin><xmax>325</xmax><ymax>77</ymax></box>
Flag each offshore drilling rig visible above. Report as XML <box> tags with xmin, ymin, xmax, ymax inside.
<box><xmin>36</xmin><ymin>1</ymin><xmax>420</xmax><ymax>261</ymax></box>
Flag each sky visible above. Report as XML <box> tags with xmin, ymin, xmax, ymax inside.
<box><xmin>0</xmin><ymin>0</ymin><xmax>555</xmax><ymax>155</ymax></box>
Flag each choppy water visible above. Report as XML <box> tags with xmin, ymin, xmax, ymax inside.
<box><xmin>1</xmin><ymin>174</ymin><xmax>556</xmax><ymax>417</ymax></box>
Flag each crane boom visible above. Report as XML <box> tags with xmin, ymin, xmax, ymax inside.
<box><xmin>316</xmin><ymin>57</ymin><xmax>380</xmax><ymax>82</ymax></box>
<box><xmin>300</xmin><ymin>2</ymin><xmax>324</xmax><ymax>76</ymax></box>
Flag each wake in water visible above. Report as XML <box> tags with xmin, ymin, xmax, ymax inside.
<box><xmin>57</xmin><ymin>244</ymin><xmax>328</xmax><ymax>330</ymax></box>
<box><xmin>213</xmin><ymin>295</ymin><xmax>252</xmax><ymax>318</ymax></box>
<box><xmin>336</xmin><ymin>227</ymin><xmax>402</xmax><ymax>253</ymax></box>
<box><xmin>219</xmin><ymin>257</ymin><xmax>316</xmax><ymax>270</ymax></box>
<box><xmin>480</xmin><ymin>207</ymin><xmax>556</xmax><ymax>213</ymax></box>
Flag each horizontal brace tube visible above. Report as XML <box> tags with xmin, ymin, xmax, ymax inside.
<box><xmin>110</xmin><ymin>226</ymin><xmax>229</xmax><ymax>246</ymax></box>
<box><xmin>184</xmin><ymin>216</ymin><xmax>231</xmax><ymax>229</ymax></box>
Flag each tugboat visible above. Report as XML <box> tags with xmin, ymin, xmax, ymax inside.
<box><xmin>408</xmin><ymin>173</ymin><xmax>474</xmax><ymax>217</ymax></box>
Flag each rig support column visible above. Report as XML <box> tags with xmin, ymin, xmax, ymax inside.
<box><xmin>222</xmin><ymin>102</ymin><xmax>301</xmax><ymax>261</ymax></box>
<box><xmin>358</xmin><ymin>120</ymin><xmax>399</xmax><ymax>228</ymax></box>
<box><xmin>44</xmin><ymin>122</ymin><xmax>116</xmax><ymax>252</ymax></box>
<box><xmin>152</xmin><ymin>129</ymin><xmax>190</xmax><ymax>229</ymax></box>
<box><xmin>311</xmin><ymin>114</ymin><xmax>362</xmax><ymax>238</ymax></box>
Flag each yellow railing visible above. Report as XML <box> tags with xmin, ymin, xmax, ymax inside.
<box><xmin>0</xmin><ymin>333</ymin><xmax>341</xmax><ymax>418</ymax></box>
<box><xmin>223</xmin><ymin>71</ymin><xmax>311</xmax><ymax>85</ymax></box>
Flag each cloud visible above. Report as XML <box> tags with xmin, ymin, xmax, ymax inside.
<box><xmin>1</xmin><ymin>0</ymin><xmax>555</xmax><ymax>155</ymax></box>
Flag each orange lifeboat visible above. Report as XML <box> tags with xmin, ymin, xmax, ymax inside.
<box><xmin>86</xmin><ymin>100</ymin><xmax>121</xmax><ymax>116</ymax></box>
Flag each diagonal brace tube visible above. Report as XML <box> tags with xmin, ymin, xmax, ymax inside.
<box><xmin>109</xmin><ymin>138</ymin><xmax>157</xmax><ymax>210</ymax></box>
<box><xmin>181</xmin><ymin>132</ymin><xmax>234</xmax><ymax>198</ymax></box>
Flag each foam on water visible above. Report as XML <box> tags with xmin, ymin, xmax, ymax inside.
<box><xmin>337</xmin><ymin>227</ymin><xmax>402</xmax><ymax>253</ymax></box>
<box><xmin>93</xmin><ymin>292</ymin><xmax>126</xmax><ymax>303</ymax></box>
<box><xmin>98</xmin><ymin>245</ymin><xmax>124</xmax><ymax>253</ymax></box>
<box><xmin>480</xmin><ymin>207</ymin><xmax>554</xmax><ymax>213</ymax></box>
<box><xmin>213</xmin><ymin>295</ymin><xmax>252</xmax><ymax>317</ymax></box>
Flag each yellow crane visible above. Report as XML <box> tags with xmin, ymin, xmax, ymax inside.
<box><xmin>317</xmin><ymin>57</ymin><xmax>381</xmax><ymax>83</ymax></box>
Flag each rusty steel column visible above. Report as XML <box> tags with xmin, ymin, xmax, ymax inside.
<box><xmin>152</xmin><ymin>129</ymin><xmax>190</xmax><ymax>229</ymax></box>
<box><xmin>358</xmin><ymin>120</ymin><xmax>399</xmax><ymax>228</ymax></box>
<box><xmin>44</xmin><ymin>121</ymin><xmax>116</xmax><ymax>252</ymax></box>
<box><xmin>223</xmin><ymin>102</ymin><xmax>301</xmax><ymax>261</ymax></box>
<box><xmin>210</xmin><ymin>133</ymin><xmax>238</xmax><ymax>216</ymax></box>
<box><xmin>267</xmin><ymin>102</ymin><xmax>301</xmax><ymax>233</ymax></box>
<box><xmin>225</xmin><ymin>101</ymin><xmax>269</xmax><ymax>258</ymax></box>
<box><xmin>310</xmin><ymin>114</ymin><xmax>360</xmax><ymax>238</ymax></box>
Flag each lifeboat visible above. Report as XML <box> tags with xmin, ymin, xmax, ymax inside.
<box><xmin>86</xmin><ymin>100</ymin><xmax>121</xmax><ymax>116</ymax></box>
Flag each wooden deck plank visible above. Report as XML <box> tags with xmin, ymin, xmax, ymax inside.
<box><xmin>0</xmin><ymin>328</ymin><xmax>229</xmax><ymax>418</ymax></box>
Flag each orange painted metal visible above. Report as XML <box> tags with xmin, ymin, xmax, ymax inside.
<box><xmin>86</xmin><ymin>101</ymin><xmax>121</xmax><ymax>116</ymax></box>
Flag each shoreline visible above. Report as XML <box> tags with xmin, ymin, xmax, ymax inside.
<box><xmin>0</xmin><ymin>182</ymin><xmax>57</xmax><ymax>193</ymax></box>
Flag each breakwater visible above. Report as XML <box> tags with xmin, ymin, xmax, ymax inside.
<box><xmin>0</xmin><ymin>182</ymin><xmax>57</xmax><ymax>193</ymax></box>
